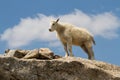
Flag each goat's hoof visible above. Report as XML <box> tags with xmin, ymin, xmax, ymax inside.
<box><xmin>65</xmin><ymin>55</ymin><xmax>69</xmax><ymax>57</ymax></box>
<box><xmin>89</xmin><ymin>57</ymin><xmax>95</xmax><ymax>60</ymax></box>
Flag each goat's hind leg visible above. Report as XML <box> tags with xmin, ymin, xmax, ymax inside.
<box><xmin>86</xmin><ymin>46</ymin><xmax>95</xmax><ymax>60</ymax></box>
<box><xmin>81</xmin><ymin>44</ymin><xmax>95</xmax><ymax>60</ymax></box>
<box><xmin>81</xmin><ymin>45</ymin><xmax>90</xmax><ymax>59</ymax></box>
<box><xmin>81</xmin><ymin>45</ymin><xmax>89</xmax><ymax>54</ymax></box>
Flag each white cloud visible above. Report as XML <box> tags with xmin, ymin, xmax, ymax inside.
<box><xmin>1</xmin><ymin>9</ymin><xmax>120</xmax><ymax>48</ymax></box>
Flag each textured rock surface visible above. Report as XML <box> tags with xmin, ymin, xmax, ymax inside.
<box><xmin>0</xmin><ymin>56</ymin><xmax>120</xmax><ymax>80</ymax></box>
<box><xmin>4</xmin><ymin>48</ymin><xmax>59</xmax><ymax>59</ymax></box>
<box><xmin>4</xmin><ymin>49</ymin><xmax>27</xmax><ymax>58</ymax></box>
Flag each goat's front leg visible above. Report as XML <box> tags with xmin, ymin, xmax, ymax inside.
<box><xmin>67</xmin><ymin>38</ymin><xmax>74</xmax><ymax>57</ymax></box>
<box><xmin>62</xmin><ymin>42</ymin><xmax>69</xmax><ymax>57</ymax></box>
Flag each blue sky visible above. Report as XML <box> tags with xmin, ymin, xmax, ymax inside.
<box><xmin>0</xmin><ymin>0</ymin><xmax>120</xmax><ymax>66</ymax></box>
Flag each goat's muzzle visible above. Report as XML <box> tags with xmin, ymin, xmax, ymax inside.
<box><xmin>49</xmin><ymin>29</ymin><xmax>52</xmax><ymax>32</ymax></box>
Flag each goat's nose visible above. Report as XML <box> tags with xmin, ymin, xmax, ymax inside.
<box><xmin>49</xmin><ymin>29</ymin><xmax>52</xmax><ymax>32</ymax></box>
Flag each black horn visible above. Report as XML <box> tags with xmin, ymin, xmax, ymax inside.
<box><xmin>56</xmin><ymin>18</ymin><xmax>59</xmax><ymax>23</ymax></box>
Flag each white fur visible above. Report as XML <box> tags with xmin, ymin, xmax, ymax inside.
<box><xmin>49</xmin><ymin>19</ymin><xmax>95</xmax><ymax>60</ymax></box>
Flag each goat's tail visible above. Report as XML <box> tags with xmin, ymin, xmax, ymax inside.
<box><xmin>91</xmin><ymin>36</ymin><xmax>96</xmax><ymax>45</ymax></box>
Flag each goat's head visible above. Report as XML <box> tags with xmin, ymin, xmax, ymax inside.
<box><xmin>49</xmin><ymin>18</ymin><xmax>59</xmax><ymax>32</ymax></box>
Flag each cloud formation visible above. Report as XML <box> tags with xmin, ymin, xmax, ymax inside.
<box><xmin>1</xmin><ymin>9</ymin><xmax>120</xmax><ymax>48</ymax></box>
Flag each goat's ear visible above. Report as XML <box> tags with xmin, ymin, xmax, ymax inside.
<box><xmin>56</xmin><ymin>18</ymin><xmax>59</xmax><ymax>23</ymax></box>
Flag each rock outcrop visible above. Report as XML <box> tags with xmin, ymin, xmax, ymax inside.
<box><xmin>4</xmin><ymin>48</ymin><xmax>61</xmax><ymax>59</ymax></box>
<box><xmin>0</xmin><ymin>55</ymin><xmax>120</xmax><ymax>80</ymax></box>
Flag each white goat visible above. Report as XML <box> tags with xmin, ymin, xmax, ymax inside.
<box><xmin>49</xmin><ymin>19</ymin><xmax>95</xmax><ymax>60</ymax></box>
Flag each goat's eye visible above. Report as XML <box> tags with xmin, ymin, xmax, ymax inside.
<box><xmin>52</xmin><ymin>23</ymin><xmax>55</xmax><ymax>26</ymax></box>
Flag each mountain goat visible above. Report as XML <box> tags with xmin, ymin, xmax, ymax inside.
<box><xmin>49</xmin><ymin>19</ymin><xmax>95</xmax><ymax>60</ymax></box>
